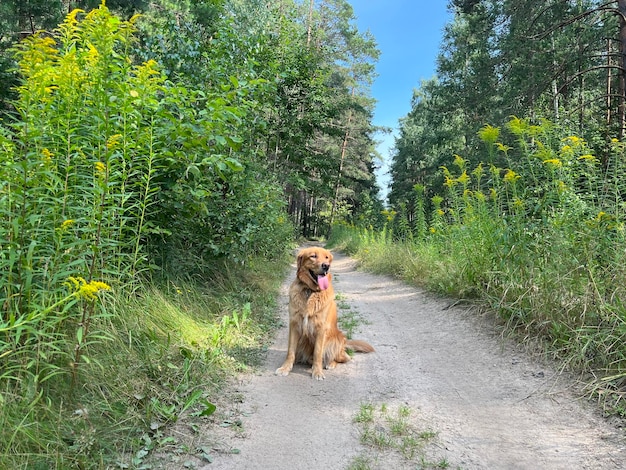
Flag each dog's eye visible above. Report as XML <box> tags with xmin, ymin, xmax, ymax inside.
<box><xmin>310</xmin><ymin>254</ymin><xmax>317</xmax><ymax>259</ymax></box>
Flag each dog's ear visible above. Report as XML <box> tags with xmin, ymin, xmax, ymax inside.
<box><xmin>296</xmin><ymin>250</ymin><xmax>319</xmax><ymax>291</ymax></box>
<box><xmin>296</xmin><ymin>251</ymin><xmax>305</xmax><ymax>271</ymax></box>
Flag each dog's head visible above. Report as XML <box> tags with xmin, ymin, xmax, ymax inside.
<box><xmin>296</xmin><ymin>247</ymin><xmax>333</xmax><ymax>291</ymax></box>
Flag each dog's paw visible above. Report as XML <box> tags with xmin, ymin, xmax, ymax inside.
<box><xmin>275</xmin><ymin>366</ymin><xmax>291</xmax><ymax>376</ymax></box>
<box><xmin>325</xmin><ymin>361</ymin><xmax>337</xmax><ymax>370</ymax></box>
<box><xmin>312</xmin><ymin>368</ymin><xmax>325</xmax><ymax>380</ymax></box>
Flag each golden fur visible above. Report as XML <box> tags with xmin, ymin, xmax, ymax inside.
<box><xmin>275</xmin><ymin>246</ymin><xmax>374</xmax><ymax>380</ymax></box>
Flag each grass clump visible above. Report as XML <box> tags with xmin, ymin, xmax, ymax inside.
<box><xmin>348</xmin><ymin>403</ymin><xmax>452</xmax><ymax>470</ymax></box>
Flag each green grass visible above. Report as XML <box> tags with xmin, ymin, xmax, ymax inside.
<box><xmin>348</xmin><ymin>403</ymin><xmax>453</xmax><ymax>470</ymax></box>
<box><xmin>337</xmin><ymin>292</ymin><xmax>370</xmax><ymax>341</ymax></box>
<box><xmin>0</xmin><ymin>255</ymin><xmax>289</xmax><ymax>469</ymax></box>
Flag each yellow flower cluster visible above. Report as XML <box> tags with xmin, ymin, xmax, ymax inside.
<box><xmin>457</xmin><ymin>170</ymin><xmax>470</xmax><ymax>185</ymax></box>
<box><xmin>94</xmin><ymin>161</ymin><xmax>107</xmax><ymax>176</ymax></box>
<box><xmin>578</xmin><ymin>154</ymin><xmax>598</xmax><ymax>163</ymax></box>
<box><xmin>503</xmin><ymin>169</ymin><xmax>520</xmax><ymax>184</ymax></box>
<box><xmin>477</xmin><ymin>124</ymin><xmax>500</xmax><ymax>144</ymax></box>
<box><xmin>453</xmin><ymin>154</ymin><xmax>467</xmax><ymax>169</ymax></box>
<box><xmin>60</xmin><ymin>219</ymin><xmax>74</xmax><ymax>230</ymax></box>
<box><xmin>42</xmin><ymin>148</ymin><xmax>53</xmax><ymax>164</ymax></box>
<box><xmin>66</xmin><ymin>276</ymin><xmax>111</xmax><ymax>300</ymax></box>
<box><xmin>543</xmin><ymin>158</ymin><xmax>562</xmax><ymax>168</ymax></box>
<box><xmin>106</xmin><ymin>134</ymin><xmax>122</xmax><ymax>150</ymax></box>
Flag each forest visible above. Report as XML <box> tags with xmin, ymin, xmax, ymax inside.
<box><xmin>1</xmin><ymin>0</ymin><xmax>626</xmax><ymax>467</ymax></box>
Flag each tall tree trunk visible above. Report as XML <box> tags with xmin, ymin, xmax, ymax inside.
<box><xmin>329</xmin><ymin>92</ymin><xmax>354</xmax><ymax>232</ymax></box>
<box><xmin>607</xmin><ymin>37</ymin><xmax>613</xmax><ymax>133</ymax></box>
<box><xmin>618</xmin><ymin>0</ymin><xmax>626</xmax><ymax>138</ymax></box>
<box><xmin>307</xmin><ymin>0</ymin><xmax>314</xmax><ymax>47</ymax></box>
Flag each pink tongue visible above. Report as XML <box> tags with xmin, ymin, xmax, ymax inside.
<box><xmin>317</xmin><ymin>275</ymin><xmax>329</xmax><ymax>290</ymax></box>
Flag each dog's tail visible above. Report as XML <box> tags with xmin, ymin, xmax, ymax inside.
<box><xmin>346</xmin><ymin>339</ymin><xmax>375</xmax><ymax>353</ymax></box>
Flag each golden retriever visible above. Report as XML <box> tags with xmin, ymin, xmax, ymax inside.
<box><xmin>275</xmin><ymin>246</ymin><xmax>374</xmax><ymax>380</ymax></box>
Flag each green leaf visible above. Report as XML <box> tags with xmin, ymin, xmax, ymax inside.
<box><xmin>197</xmin><ymin>400</ymin><xmax>216</xmax><ymax>417</ymax></box>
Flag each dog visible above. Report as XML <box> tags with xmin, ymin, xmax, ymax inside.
<box><xmin>275</xmin><ymin>246</ymin><xmax>374</xmax><ymax>380</ymax></box>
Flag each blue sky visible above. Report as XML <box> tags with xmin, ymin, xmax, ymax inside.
<box><xmin>348</xmin><ymin>1</ymin><xmax>452</xmax><ymax>198</ymax></box>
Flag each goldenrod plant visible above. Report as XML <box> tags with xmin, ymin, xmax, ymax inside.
<box><xmin>329</xmin><ymin>117</ymin><xmax>626</xmax><ymax>414</ymax></box>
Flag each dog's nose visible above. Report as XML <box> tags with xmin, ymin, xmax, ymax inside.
<box><xmin>321</xmin><ymin>263</ymin><xmax>330</xmax><ymax>272</ymax></box>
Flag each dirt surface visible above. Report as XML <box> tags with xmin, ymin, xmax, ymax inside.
<box><xmin>202</xmin><ymin>250</ymin><xmax>625</xmax><ymax>469</ymax></box>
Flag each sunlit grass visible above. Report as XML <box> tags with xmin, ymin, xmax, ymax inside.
<box><xmin>0</xmin><ymin>256</ymin><xmax>287</xmax><ymax>469</ymax></box>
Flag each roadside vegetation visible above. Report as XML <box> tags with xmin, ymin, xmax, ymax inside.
<box><xmin>332</xmin><ymin>0</ymin><xmax>626</xmax><ymax>418</ymax></box>
<box><xmin>328</xmin><ymin>117</ymin><xmax>626</xmax><ymax>416</ymax></box>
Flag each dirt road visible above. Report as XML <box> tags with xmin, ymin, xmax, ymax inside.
<box><xmin>204</xmin><ymin>250</ymin><xmax>625</xmax><ymax>469</ymax></box>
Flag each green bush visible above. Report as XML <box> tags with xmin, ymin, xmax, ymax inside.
<box><xmin>331</xmin><ymin>117</ymin><xmax>626</xmax><ymax>411</ymax></box>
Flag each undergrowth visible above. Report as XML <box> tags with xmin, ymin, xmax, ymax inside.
<box><xmin>0</xmin><ymin>6</ymin><xmax>294</xmax><ymax>467</ymax></box>
<box><xmin>329</xmin><ymin>117</ymin><xmax>626</xmax><ymax>415</ymax></box>
<box><xmin>0</xmin><ymin>256</ymin><xmax>288</xmax><ymax>469</ymax></box>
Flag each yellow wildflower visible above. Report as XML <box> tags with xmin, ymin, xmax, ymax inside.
<box><xmin>436</xmin><ymin>209</ymin><xmax>445</xmax><ymax>216</ymax></box>
<box><xmin>512</xmin><ymin>197</ymin><xmax>524</xmax><ymax>210</ymax></box>
<box><xmin>478</xmin><ymin>124</ymin><xmax>500</xmax><ymax>144</ymax></box>
<box><xmin>496</xmin><ymin>142</ymin><xmax>511</xmax><ymax>153</ymax></box>
<box><xmin>562</xmin><ymin>136</ymin><xmax>585</xmax><ymax>148</ymax></box>
<box><xmin>489</xmin><ymin>188</ymin><xmax>497</xmax><ymax>200</ymax></box>
<box><xmin>60</xmin><ymin>219</ymin><xmax>74</xmax><ymax>230</ymax></box>
<box><xmin>457</xmin><ymin>170</ymin><xmax>470</xmax><ymax>185</ymax></box>
<box><xmin>86</xmin><ymin>42</ymin><xmax>99</xmax><ymax>66</ymax></box>
<box><xmin>560</xmin><ymin>145</ymin><xmax>573</xmax><ymax>157</ymax></box>
<box><xmin>453</xmin><ymin>154</ymin><xmax>466</xmax><ymax>170</ymax></box>
<box><xmin>472</xmin><ymin>163</ymin><xmax>484</xmax><ymax>179</ymax></box>
<box><xmin>94</xmin><ymin>161</ymin><xmax>106</xmax><ymax>175</ymax></box>
<box><xmin>106</xmin><ymin>134</ymin><xmax>122</xmax><ymax>150</ymax></box>
<box><xmin>578</xmin><ymin>154</ymin><xmax>597</xmax><ymax>163</ymax></box>
<box><xmin>543</xmin><ymin>158</ymin><xmax>562</xmax><ymax>168</ymax></box>
<box><xmin>441</xmin><ymin>166</ymin><xmax>456</xmax><ymax>188</ymax></box>
<box><xmin>503</xmin><ymin>169</ymin><xmax>520</xmax><ymax>184</ymax></box>
<box><xmin>507</xmin><ymin>116</ymin><xmax>526</xmax><ymax>136</ymax></box>
<box><xmin>42</xmin><ymin>148</ymin><xmax>53</xmax><ymax>165</ymax></box>
<box><xmin>429</xmin><ymin>227</ymin><xmax>436</xmax><ymax>234</ymax></box>
<box><xmin>382</xmin><ymin>209</ymin><xmax>396</xmax><ymax>222</ymax></box>
<box><xmin>130</xmin><ymin>90</ymin><xmax>139</xmax><ymax>98</ymax></box>
<box><xmin>66</xmin><ymin>276</ymin><xmax>111</xmax><ymax>300</ymax></box>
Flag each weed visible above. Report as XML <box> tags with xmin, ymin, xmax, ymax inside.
<box><xmin>347</xmin><ymin>455</ymin><xmax>374</xmax><ymax>470</ymax></box>
<box><xmin>350</xmin><ymin>403</ymin><xmax>450</xmax><ymax>469</ymax></box>
<box><xmin>336</xmin><ymin>293</ymin><xmax>370</xmax><ymax>340</ymax></box>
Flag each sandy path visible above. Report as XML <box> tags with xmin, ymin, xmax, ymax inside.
<box><xmin>204</xmin><ymin>250</ymin><xmax>625</xmax><ymax>469</ymax></box>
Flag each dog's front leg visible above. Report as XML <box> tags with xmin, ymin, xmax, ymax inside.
<box><xmin>275</xmin><ymin>320</ymin><xmax>299</xmax><ymax>376</ymax></box>
<box><xmin>311</xmin><ymin>329</ymin><xmax>327</xmax><ymax>380</ymax></box>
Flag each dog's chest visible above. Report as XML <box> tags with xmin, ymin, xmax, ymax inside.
<box><xmin>300</xmin><ymin>313</ymin><xmax>317</xmax><ymax>338</ymax></box>
<box><xmin>290</xmin><ymin>290</ymin><xmax>327</xmax><ymax>336</ymax></box>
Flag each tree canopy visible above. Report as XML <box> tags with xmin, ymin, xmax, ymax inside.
<box><xmin>390</xmin><ymin>0</ymin><xmax>626</xmax><ymax>215</ymax></box>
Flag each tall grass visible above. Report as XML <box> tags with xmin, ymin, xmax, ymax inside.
<box><xmin>0</xmin><ymin>5</ymin><xmax>294</xmax><ymax>467</ymax></box>
<box><xmin>329</xmin><ymin>117</ymin><xmax>626</xmax><ymax>413</ymax></box>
